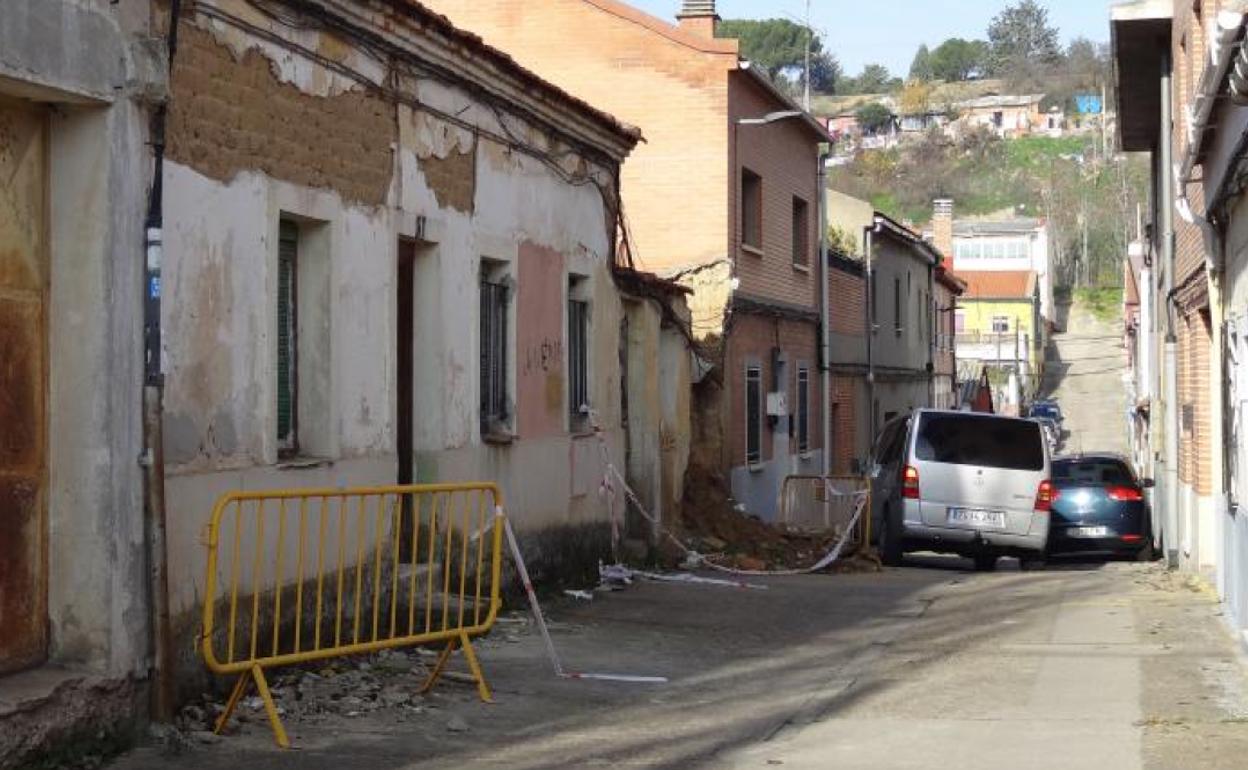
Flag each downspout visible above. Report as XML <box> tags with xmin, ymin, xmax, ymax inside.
<box><xmin>864</xmin><ymin>223</ymin><xmax>876</xmax><ymax>438</ymax></box>
<box><xmin>142</xmin><ymin>0</ymin><xmax>181</xmax><ymax>723</ymax></box>
<box><xmin>818</xmin><ymin>148</ymin><xmax>831</xmax><ymax>476</ymax></box>
<box><xmin>1161</xmin><ymin>47</ymin><xmax>1180</xmax><ymax>569</ymax></box>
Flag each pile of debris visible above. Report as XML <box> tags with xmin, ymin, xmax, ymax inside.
<box><xmin>676</xmin><ymin>465</ymin><xmax>879</xmax><ymax>573</ymax></box>
<box><xmin>172</xmin><ymin>616</ymin><xmax>534</xmax><ymax>745</ymax></box>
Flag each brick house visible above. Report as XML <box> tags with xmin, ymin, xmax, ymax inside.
<box><xmin>423</xmin><ymin>0</ymin><xmax>831</xmax><ymax>520</ymax></box>
<box><xmin>1113</xmin><ymin>0</ymin><xmax>1247</xmax><ymax>644</ymax></box>
<box><xmin>826</xmin><ymin>250</ymin><xmax>870</xmax><ymax>474</ymax></box>
<box><xmin>1112</xmin><ymin>0</ymin><xmax>1222</xmax><ymax>580</ymax></box>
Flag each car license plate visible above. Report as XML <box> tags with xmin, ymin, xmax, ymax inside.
<box><xmin>947</xmin><ymin>508</ymin><xmax>1006</xmax><ymax>528</ymax></box>
<box><xmin>1072</xmin><ymin>526</ymin><xmax>1110</xmax><ymax>537</ymax></box>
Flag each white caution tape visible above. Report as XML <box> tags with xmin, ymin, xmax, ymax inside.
<box><xmin>503</xmin><ymin>516</ymin><xmax>667</xmax><ymax>685</ymax></box>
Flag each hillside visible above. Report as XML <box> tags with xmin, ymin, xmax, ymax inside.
<box><xmin>827</xmin><ymin>130</ymin><xmax>1149</xmax><ymax>288</ymax></box>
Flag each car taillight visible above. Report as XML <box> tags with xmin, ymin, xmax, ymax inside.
<box><xmin>1034</xmin><ymin>480</ymin><xmax>1054</xmax><ymax>512</ymax></box>
<box><xmin>1106</xmin><ymin>486</ymin><xmax>1144</xmax><ymax>502</ymax></box>
<box><xmin>901</xmin><ymin>465</ymin><xmax>920</xmax><ymax>499</ymax></box>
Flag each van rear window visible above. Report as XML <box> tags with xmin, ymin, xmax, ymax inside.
<box><xmin>915</xmin><ymin>413</ymin><xmax>1044</xmax><ymax>471</ymax></box>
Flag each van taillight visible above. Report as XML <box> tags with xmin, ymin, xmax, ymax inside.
<box><xmin>902</xmin><ymin>465</ymin><xmax>920</xmax><ymax>499</ymax></box>
<box><xmin>1034</xmin><ymin>480</ymin><xmax>1054</xmax><ymax>512</ymax></box>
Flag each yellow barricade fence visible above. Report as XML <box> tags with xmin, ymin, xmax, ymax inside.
<box><xmin>201</xmin><ymin>482</ymin><xmax>505</xmax><ymax>748</ymax></box>
<box><xmin>778</xmin><ymin>475</ymin><xmax>872</xmax><ymax>548</ymax></box>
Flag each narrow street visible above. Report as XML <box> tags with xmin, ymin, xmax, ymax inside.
<box><xmin>110</xmin><ymin>561</ymin><xmax>1248</xmax><ymax>770</ymax></box>
<box><xmin>105</xmin><ymin>297</ymin><xmax>1248</xmax><ymax>769</ymax></box>
<box><xmin>1041</xmin><ymin>298</ymin><xmax>1131</xmax><ymax>456</ymax></box>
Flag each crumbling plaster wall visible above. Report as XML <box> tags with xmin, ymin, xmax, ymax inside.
<box><xmin>160</xmin><ymin>15</ymin><xmax>629</xmax><ymax>618</ymax></box>
<box><xmin>2</xmin><ymin>0</ymin><xmax>156</xmax><ymax>677</ymax></box>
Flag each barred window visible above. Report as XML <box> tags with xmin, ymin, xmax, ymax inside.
<box><xmin>480</xmin><ymin>276</ymin><xmax>509</xmax><ymax>435</ymax></box>
<box><xmin>568</xmin><ymin>289</ymin><xmax>590</xmax><ymax>427</ymax></box>
<box><xmin>277</xmin><ymin>220</ymin><xmax>298</xmax><ymax>457</ymax></box>
<box><xmin>746</xmin><ymin>365</ymin><xmax>762</xmax><ymax>464</ymax></box>
<box><xmin>797</xmin><ymin>366</ymin><xmax>810</xmax><ymax>453</ymax></box>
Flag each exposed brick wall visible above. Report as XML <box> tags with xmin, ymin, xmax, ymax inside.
<box><xmin>419</xmin><ymin>0</ymin><xmax>736</xmax><ymax>275</ymax></box>
<box><xmin>1178</xmin><ymin>309</ymin><xmax>1214</xmax><ymax>495</ymax></box>
<box><xmin>724</xmin><ymin>313</ymin><xmax>820</xmax><ymax>468</ymax></box>
<box><xmin>1170</xmin><ymin>0</ymin><xmax>1215</xmax><ymax>499</ymax></box>
<box><xmin>828</xmin><ymin>375</ymin><xmax>860</xmax><ymax>475</ymax></box>
<box><xmin>167</xmin><ymin>23</ymin><xmax>396</xmax><ymax>207</ymax></box>
<box><xmin>828</xmin><ymin>265</ymin><xmax>866</xmax><ymax>335</ymax></box>
<box><xmin>729</xmin><ymin>72</ymin><xmax>820</xmax><ymax>311</ymax></box>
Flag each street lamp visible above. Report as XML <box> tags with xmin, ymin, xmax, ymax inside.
<box><xmin>736</xmin><ymin>110</ymin><xmax>804</xmax><ymax>126</ymax></box>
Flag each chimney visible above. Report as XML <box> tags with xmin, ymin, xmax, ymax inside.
<box><xmin>677</xmin><ymin>0</ymin><xmax>718</xmax><ymax>39</ymax></box>
<box><xmin>932</xmin><ymin>198</ymin><xmax>954</xmax><ymax>269</ymax></box>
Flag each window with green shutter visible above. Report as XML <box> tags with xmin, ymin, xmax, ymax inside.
<box><xmin>277</xmin><ymin>221</ymin><xmax>298</xmax><ymax>455</ymax></box>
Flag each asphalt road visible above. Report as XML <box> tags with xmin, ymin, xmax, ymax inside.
<box><xmin>1041</xmin><ymin>299</ymin><xmax>1131</xmax><ymax>457</ymax></box>
<box><xmin>111</xmin><ymin>557</ymin><xmax>1248</xmax><ymax>770</ymax></box>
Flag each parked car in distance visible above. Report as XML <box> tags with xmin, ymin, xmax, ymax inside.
<box><xmin>1032</xmin><ymin>416</ymin><xmax>1061</xmax><ymax>453</ymax></box>
<box><xmin>1048</xmin><ymin>454</ymin><xmax>1154</xmax><ymax>560</ymax></box>
<box><xmin>870</xmin><ymin>409</ymin><xmax>1053</xmax><ymax>572</ymax></box>
<box><xmin>1028</xmin><ymin>400</ymin><xmax>1063</xmax><ymax>424</ymax></box>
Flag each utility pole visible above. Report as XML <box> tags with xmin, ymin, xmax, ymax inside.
<box><xmin>803</xmin><ymin>0</ymin><xmax>812</xmax><ymax>111</ymax></box>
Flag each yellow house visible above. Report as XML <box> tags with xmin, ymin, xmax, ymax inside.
<box><xmin>953</xmin><ymin>270</ymin><xmax>1043</xmax><ymax>410</ymax></box>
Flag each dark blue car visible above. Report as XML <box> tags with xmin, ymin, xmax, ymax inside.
<box><xmin>1028</xmin><ymin>401</ymin><xmax>1064</xmax><ymax>424</ymax></box>
<box><xmin>1047</xmin><ymin>454</ymin><xmax>1154</xmax><ymax>560</ymax></box>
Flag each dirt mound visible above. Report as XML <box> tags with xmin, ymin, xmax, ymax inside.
<box><xmin>676</xmin><ymin>465</ymin><xmax>876</xmax><ymax>572</ymax></box>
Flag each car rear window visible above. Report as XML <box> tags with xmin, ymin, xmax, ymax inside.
<box><xmin>914</xmin><ymin>413</ymin><xmax>1045</xmax><ymax>471</ymax></box>
<box><xmin>1053</xmin><ymin>459</ymin><xmax>1135</xmax><ymax>485</ymax></box>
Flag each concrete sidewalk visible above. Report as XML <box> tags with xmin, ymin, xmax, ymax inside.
<box><xmin>109</xmin><ymin>559</ymin><xmax>1248</xmax><ymax>769</ymax></box>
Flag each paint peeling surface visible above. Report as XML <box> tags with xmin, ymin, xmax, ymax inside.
<box><xmin>0</xmin><ymin>99</ymin><xmax>47</xmax><ymax>672</ymax></box>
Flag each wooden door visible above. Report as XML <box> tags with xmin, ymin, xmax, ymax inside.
<box><xmin>0</xmin><ymin>97</ymin><xmax>48</xmax><ymax>673</ymax></box>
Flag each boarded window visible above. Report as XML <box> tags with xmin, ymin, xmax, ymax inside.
<box><xmin>568</xmin><ymin>290</ymin><xmax>590</xmax><ymax>425</ymax></box>
<box><xmin>791</xmin><ymin>196</ymin><xmax>809</xmax><ymax>266</ymax></box>
<box><xmin>277</xmin><ymin>221</ymin><xmax>298</xmax><ymax>456</ymax></box>
<box><xmin>742</xmin><ymin>168</ymin><xmax>762</xmax><ymax>250</ymax></box>
<box><xmin>797</xmin><ymin>366</ymin><xmax>810</xmax><ymax>453</ymax></box>
<box><xmin>480</xmin><ymin>277</ymin><xmax>509</xmax><ymax>434</ymax></box>
<box><xmin>746</xmin><ymin>365</ymin><xmax>762</xmax><ymax>464</ymax></box>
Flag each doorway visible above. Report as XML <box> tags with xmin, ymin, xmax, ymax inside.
<box><xmin>0</xmin><ymin>98</ymin><xmax>49</xmax><ymax>673</ymax></box>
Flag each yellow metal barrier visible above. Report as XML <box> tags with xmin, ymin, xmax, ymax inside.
<box><xmin>778</xmin><ymin>475</ymin><xmax>872</xmax><ymax>548</ymax></box>
<box><xmin>201</xmin><ymin>483</ymin><xmax>505</xmax><ymax>747</ymax></box>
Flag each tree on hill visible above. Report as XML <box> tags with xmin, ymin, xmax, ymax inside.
<box><xmin>855</xmin><ymin>102</ymin><xmax>894</xmax><ymax>134</ymax></box>
<box><xmin>930</xmin><ymin>38</ymin><xmax>989</xmax><ymax>81</ymax></box>
<box><xmin>717</xmin><ymin>18</ymin><xmax>840</xmax><ymax>95</ymax></box>
<box><xmin>987</xmin><ymin>0</ymin><xmax>1061</xmax><ymax>79</ymax></box>
<box><xmin>909</xmin><ymin>45</ymin><xmax>934</xmax><ymax>81</ymax></box>
<box><xmin>840</xmin><ymin>63</ymin><xmax>899</xmax><ymax>95</ymax></box>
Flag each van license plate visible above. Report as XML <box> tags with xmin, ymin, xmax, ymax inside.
<box><xmin>1072</xmin><ymin>526</ymin><xmax>1110</xmax><ymax>537</ymax></box>
<box><xmin>947</xmin><ymin>508</ymin><xmax>1006</xmax><ymax>528</ymax></box>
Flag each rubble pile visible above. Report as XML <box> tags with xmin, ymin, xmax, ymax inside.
<box><xmin>173</xmin><ymin>618</ymin><xmax>532</xmax><ymax>744</ymax></box>
<box><xmin>677</xmin><ymin>465</ymin><xmax>878</xmax><ymax>572</ymax></box>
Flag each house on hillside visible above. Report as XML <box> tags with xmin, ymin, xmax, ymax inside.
<box><xmin>927</xmin><ymin>200</ymin><xmax>1055</xmax><ymax>326</ymax></box>
<box><xmin>423</xmin><ymin>0</ymin><xmax>831</xmax><ymax>522</ymax></box>
<box><xmin>953</xmin><ymin>94</ymin><xmax>1045</xmax><ymax>138</ymax></box>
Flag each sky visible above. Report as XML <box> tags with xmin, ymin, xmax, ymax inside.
<box><xmin>627</xmin><ymin>1</ymin><xmax>1115</xmax><ymax>76</ymax></box>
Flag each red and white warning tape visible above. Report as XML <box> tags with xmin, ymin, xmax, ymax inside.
<box><xmin>501</xmin><ymin>510</ymin><xmax>667</xmax><ymax>684</ymax></box>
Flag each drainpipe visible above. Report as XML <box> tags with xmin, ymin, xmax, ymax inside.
<box><xmin>864</xmin><ymin>224</ymin><xmax>876</xmax><ymax>438</ymax></box>
<box><xmin>818</xmin><ymin>149</ymin><xmax>831</xmax><ymax>476</ymax></box>
<box><xmin>1160</xmin><ymin>48</ymin><xmax>1180</xmax><ymax>569</ymax></box>
<box><xmin>141</xmin><ymin>0</ymin><xmax>181</xmax><ymax>723</ymax></box>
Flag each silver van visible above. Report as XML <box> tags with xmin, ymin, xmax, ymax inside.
<box><xmin>870</xmin><ymin>409</ymin><xmax>1052</xmax><ymax>571</ymax></box>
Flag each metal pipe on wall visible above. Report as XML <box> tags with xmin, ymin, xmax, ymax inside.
<box><xmin>818</xmin><ymin>149</ymin><xmax>832</xmax><ymax>476</ymax></box>
<box><xmin>1160</xmin><ymin>48</ymin><xmax>1180</xmax><ymax>568</ymax></box>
